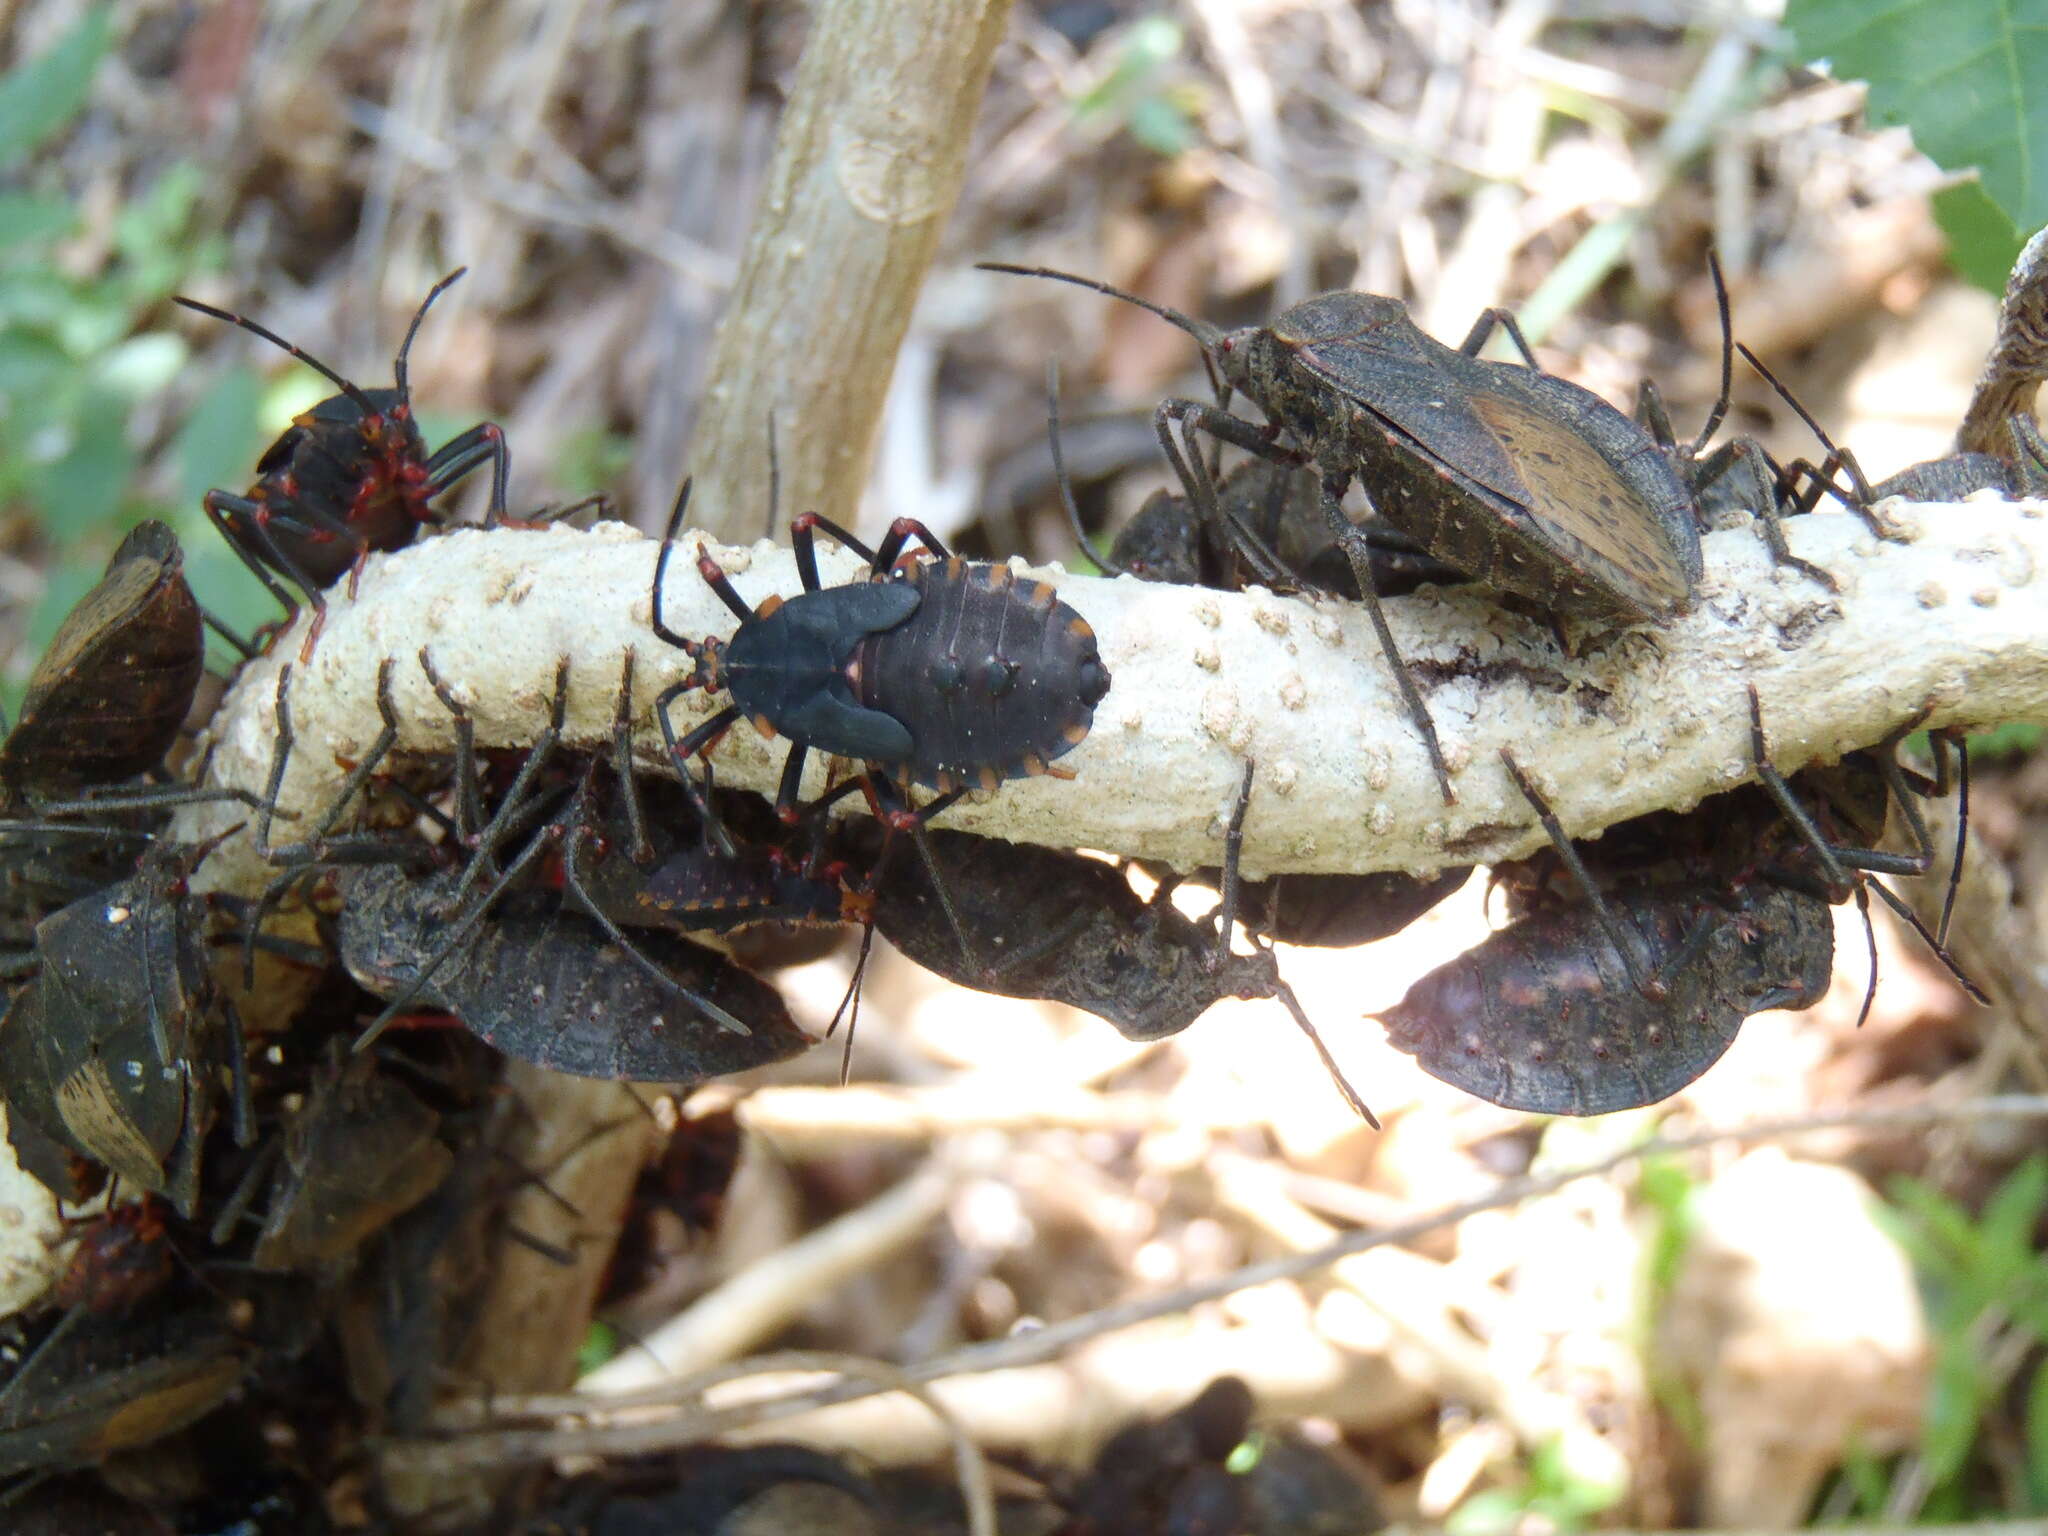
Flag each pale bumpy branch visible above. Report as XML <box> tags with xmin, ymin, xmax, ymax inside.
<box><xmin>176</xmin><ymin>498</ymin><xmax>2048</xmax><ymax>895</ymax></box>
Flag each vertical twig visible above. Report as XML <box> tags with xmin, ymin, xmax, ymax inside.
<box><xmin>682</xmin><ymin>0</ymin><xmax>1017</xmax><ymax>540</ymax></box>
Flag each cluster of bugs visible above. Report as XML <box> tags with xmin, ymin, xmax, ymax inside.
<box><xmin>0</xmin><ymin>209</ymin><xmax>2032</xmax><ymax>1511</ymax></box>
<box><xmin>1009</xmin><ymin>223</ymin><xmax>2046</xmax><ymax>1116</ymax></box>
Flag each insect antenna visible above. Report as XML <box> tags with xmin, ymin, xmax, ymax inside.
<box><xmin>976</xmin><ymin>262</ymin><xmax>1228</xmax><ymax>351</ymax></box>
<box><xmin>392</xmin><ymin>267</ymin><xmax>467</xmax><ymax>406</ymax></box>
<box><xmin>174</xmin><ymin>293</ymin><xmax>383</xmax><ymax>420</ymax></box>
<box><xmin>1689</xmin><ymin>251</ymin><xmax>1735</xmax><ymax>458</ymax></box>
<box><xmin>1735</xmin><ymin>342</ymin><xmax>1879</xmax><ymax>507</ymax></box>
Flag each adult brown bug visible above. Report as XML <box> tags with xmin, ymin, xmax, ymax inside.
<box><xmin>982</xmin><ymin>259</ymin><xmax>1731</xmax><ymax>798</ymax></box>
<box><xmin>246</xmin><ymin>651</ymin><xmax>810</xmax><ymax>1078</ymax></box>
<box><xmin>242</xmin><ymin>1050</ymin><xmax>453</xmax><ymax>1271</ymax></box>
<box><xmin>175</xmin><ymin>269</ymin><xmax>508</xmax><ymax>658</ymax></box>
<box><xmin>651</xmin><ymin>479</ymin><xmax>1111</xmax><ymax>837</ymax></box>
<box><xmin>1380</xmin><ymin>874</ymin><xmax>1833</xmax><ymax>1115</ymax></box>
<box><xmin>872</xmin><ymin>775</ymin><xmax>1377</xmax><ymax>1125</ymax></box>
<box><xmin>336</xmin><ymin>863</ymin><xmax>810</xmax><ymax>1082</ymax></box>
<box><xmin>0</xmin><ymin>831</ymin><xmax>253</xmax><ymax>1215</ymax></box>
<box><xmin>1381</xmin><ymin>699</ymin><xmax>1981</xmax><ymax>1114</ymax></box>
<box><xmin>0</xmin><ymin>521</ymin><xmax>203</xmax><ymax>804</ymax></box>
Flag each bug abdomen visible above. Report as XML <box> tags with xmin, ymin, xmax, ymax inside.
<box><xmin>856</xmin><ymin>561</ymin><xmax>1109</xmax><ymax>793</ymax></box>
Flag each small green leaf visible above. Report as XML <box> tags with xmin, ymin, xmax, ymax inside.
<box><xmin>575</xmin><ymin>1321</ymin><xmax>618</xmax><ymax>1375</ymax></box>
<box><xmin>1787</xmin><ymin>0</ymin><xmax>2048</xmax><ymax>231</ymax></box>
<box><xmin>1838</xmin><ymin>1436</ymin><xmax>1895</xmax><ymax>1517</ymax></box>
<box><xmin>0</xmin><ymin>192</ymin><xmax>76</xmax><ymax>251</ymax></box>
<box><xmin>2026</xmin><ymin>1356</ymin><xmax>2048</xmax><ymax>1510</ymax></box>
<box><xmin>1934</xmin><ymin>181</ymin><xmax>2028</xmax><ymax>293</ymax></box>
<box><xmin>1128</xmin><ymin>94</ymin><xmax>1197</xmax><ymax>157</ymax></box>
<box><xmin>1881</xmin><ymin>1176</ymin><xmax>1979</xmax><ymax>1288</ymax></box>
<box><xmin>1922</xmin><ymin>1332</ymin><xmax>1987</xmax><ymax>1486</ymax></box>
<box><xmin>0</xmin><ymin>8</ymin><xmax>111</xmax><ymax>167</ymax></box>
<box><xmin>1445</xmin><ymin>1488</ymin><xmax>1530</xmax><ymax>1536</ymax></box>
<box><xmin>25</xmin><ymin>390</ymin><xmax>135</xmax><ymax>540</ymax></box>
<box><xmin>175</xmin><ymin>365</ymin><xmax>266</xmax><ymax>508</ymax></box>
<box><xmin>1976</xmin><ymin>1155</ymin><xmax>2048</xmax><ymax>1285</ymax></box>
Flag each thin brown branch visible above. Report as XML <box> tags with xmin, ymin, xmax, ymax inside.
<box><xmin>680</xmin><ymin>0</ymin><xmax>1017</xmax><ymax>540</ymax></box>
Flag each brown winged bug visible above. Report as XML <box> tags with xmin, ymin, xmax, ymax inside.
<box><xmin>871</xmin><ymin>764</ymin><xmax>1377</xmax><ymax>1124</ymax></box>
<box><xmin>650</xmin><ymin>478</ymin><xmax>1111</xmax><ymax>836</ymax></box>
<box><xmin>0</xmin><ymin>832</ymin><xmax>254</xmax><ymax>1215</ymax></box>
<box><xmin>0</xmin><ymin>1300</ymin><xmax>250</xmax><ymax>1479</ymax></box>
<box><xmin>1380</xmin><ymin>875</ymin><xmax>1833</xmax><ymax>1115</ymax></box>
<box><xmin>1381</xmin><ymin>694</ymin><xmax>1981</xmax><ymax>1114</ymax></box>
<box><xmin>245</xmin><ymin>652</ymin><xmax>811</xmax><ymax>1081</ymax></box>
<box><xmin>0</xmin><ymin>522</ymin><xmax>204</xmax><ymax>803</ymax></box>
<box><xmin>336</xmin><ymin>864</ymin><xmax>810</xmax><ymax>1082</ymax></box>
<box><xmin>175</xmin><ymin>269</ymin><xmax>509</xmax><ymax>659</ymax></box>
<box><xmin>242</xmin><ymin>1048</ymin><xmax>453</xmax><ymax>1271</ymax></box>
<box><xmin>980</xmin><ymin>260</ymin><xmax>1741</xmax><ymax>800</ymax></box>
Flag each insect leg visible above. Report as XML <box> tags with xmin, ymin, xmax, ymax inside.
<box><xmin>1499</xmin><ymin>749</ymin><xmax>1665</xmax><ymax>1000</ymax></box>
<box><xmin>791</xmin><ymin>511</ymin><xmax>881</xmax><ymax>587</ymax></box>
<box><xmin>1330</xmin><ymin>481</ymin><xmax>1454</xmax><ymax>803</ymax></box>
<box><xmin>454</xmin><ymin>657</ymin><xmax>571</xmax><ymax>902</ymax></box>
<box><xmin>553</xmin><ymin>792</ymin><xmax>752</xmax><ymax>1036</ymax></box>
<box><xmin>1268</xmin><ymin>969</ymin><xmax>1378</xmax><ymax>1128</ymax></box>
<box><xmin>1046</xmin><ymin>360</ymin><xmax>1128</xmax><ymax>575</ymax></box>
<box><xmin>426</xmin><ymin>422</ymin><xmax>510</xmax><ymax>526</ymax></box>
<box><xmin>656</xmin><ymin>690</ymin><xmax>742</xmax><ymax>858</ymax></box>
<box><xmin>1455</xmin><ymin>308</ymin><xmax>1540</xmax><ymax>367</ymax></box>
<box><xmin>1210</xmin><ymin>759</ymin><xmax>1255</xmax><ymax>973</ymax></box>
<box><xmin>1155</xmin><ymin>397</ymin><xmax>1302</xmax><ymax>588</ymax></box>
<box><xmin>608</xmin><ymin>649</ymin><xmax>655</xmax><ymax>864</ymax></box>
<box><xmin>871</xmin><ymin>517</ymin><xmax>952</xmax><ymax>570</ymax></box>
<box><xmin>773</xmin><ymin>744</ymin><xmax>811</xmax><ymax>824</ymax></box>
<box><xmin>204</xmin><ymin>491</ymin><xmax>315</xmax><ymax>629</ymax></box>
<box><xmin>419</xmin><ymin>648</ymin><xmax>484</xmax><ymax>847</ymax></box>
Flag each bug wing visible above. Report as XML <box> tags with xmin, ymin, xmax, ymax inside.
<box><xmin>1290</xmin><ymin>340</ymin><xmax>1535</xmax><ymax>508</ymax></box>
<box><xmin>1463</xmin><ymin>388</ymin><xmax>1696</xmax><ymax>614</ymax></box>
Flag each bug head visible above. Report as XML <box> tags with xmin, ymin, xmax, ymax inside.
<box><xmin>673</xmin><ymin>634</ymin><xmax>728</xmax><ymax>694</ymax></box>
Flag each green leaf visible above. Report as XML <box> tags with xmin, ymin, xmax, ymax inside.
<box><xmin>0</xmin><ymin>9</ymin><xmax>112</xmax><ymax>167</ymax></box>
<box><xmin>1445</xmin><ymin>1489</ymin><xmax>1531</xmax><ymax>1536</ymax></box>
<box><xmin>1881</xmin><ymin>1175</ymin><xmax>1981</xmax><ymax>1284</ymax></box>
<box><xmin>24</xmin><ymin>388</ymin><xmax>134</xmax><ymax>540</ymax></box>
<box><xmin>575</xmin><ymin>1321</ymin><xmax>618</xmax><ymax>1375</ymax></box>
<box><xmin>1786</xmin><ymin>0</ymin><xmax>2048</xmax><ymax>232</ymax></box>
<box><xmin>1976</xmin><ymin>1155</ymin><xmax>2048</xmax><ymax>1286</ymax></box>
<box><xmin>1934</xmin><ymin>181</ymin><xmax>2029</xmax><ymax>293</ymax></box>
<box><xmin>1838</xmin><ymin>1437</ymin><xmax>1895</xmax><ymax>1517</ymax></box>
<box><xmin>0</xmin><ymin>192</ymin><xmax>76</xmax><ymax>252</ymax></box>
<box><xmin>2026</xmin><ymin>1356</ymin><xmax>2048</xmax><ymax>1510</ymax></box>
<box><xmin>174</xmin><ymin>365</ymin><xmax>266</xmax><ymax>507</ymax></box>
<box><xmin>1922</xmin><ymin>1332</ymin><xmax>1987</xmax><ymax>1486</ymax></box>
